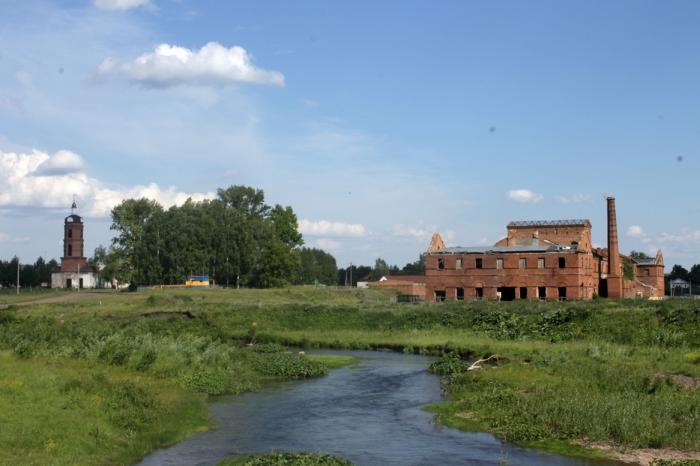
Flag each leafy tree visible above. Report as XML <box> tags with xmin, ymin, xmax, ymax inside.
<box><xmin>107</xmin><ymin>185</ymin><xmax>304</xmax><ymax>288</ymax></box>
<box><xmin>297</xmin><ymin>248</ymin><xmax>338</xmax><ymax>285</ymax></box>
<box><xmin>669</xmin><ymin>264</ymin><xmax>690</xmax><ymax>281</ymax></box>
<box><xmin>110</xmin><ymin>198</ymin><xmax>163</xmax><ymax>286</ymax></box>
<box><xmin>337</xmin><ymin>265</ymin><xmax>372</xmax><ymax>287</ymax></box>
<box><xmin>629</xmin><ymin>250</ymin><xmax>651</xmax><ymax>260</ymax></box>
<box><xmin>368</xmin><ymin>258</ymin><xmax>390</xmax><ymax>281</ymax></box>
<box><xmin>690</xmin><ymin>264</ymin><xmax>700</xmax><ymax>286</ymax></box>
<box><xmin>399</xmin><ymin>256</ymin><xmax>425</xmax><ymax>275</ymax></box>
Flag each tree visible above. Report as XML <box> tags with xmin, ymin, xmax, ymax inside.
<box><xmin>629</xmin><ymin>251</ymin><xmax>651</xmax><ymax>260</ymax></box>
<box><xmin>690</xmin><ymin>264</ymin><xmax>700</xmax><ymax>286</ymax></box>
<box><xmin>669</xmin><ymin>264</ymin><xmax>690</xmax><ymax>281</ymax></box>
<box><xmin>110</xmin><ymin>198</ymin><xmax>163</xmax><ymax>286</ymax></box>
<box><xmin>400</xmin><ymin>256</ymin><xmax>425</xmax><ymax>275</ymax></box>
<box><xmin>297</xmin><ymin>248</ymin><xmax>338</xmax><ymax>285</ymax></box>
<box><xmin>369</xmin><ymin>258</ymin><xmax>390</xmax><ymax>281</ymax></box>
<box><xmin>107</xmin><ymin>185</ymin><xmax>306</xmax><ymax>288</ymax></box>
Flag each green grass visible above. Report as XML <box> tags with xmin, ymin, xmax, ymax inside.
<box><xmin>2</xmin><ymin>287</ymin><xmax>700</xmax><ymax>464</ymax></box>
<box><xmin>0</xmin><ymin>351</ymin><xmax>207</xmax><ymax>466</ymax></box>
<box><xmin>218</xmin><ymin>452</ymin><xmax>353</xmax><ymax>465</ymax></box>
<box><xmin>305</xmin><ymin>354</ymin><xmax>357</xmax><ymax>369</ymax></box>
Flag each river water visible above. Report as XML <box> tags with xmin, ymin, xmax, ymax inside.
<box><xmin>137</xmin><ymin>350</ymin><xmax>620</xmax><ymax>466</ymax></box>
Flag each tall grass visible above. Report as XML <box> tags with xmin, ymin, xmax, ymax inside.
<box><xmin>2</xmin><ymin>287</ymin><xmax>700</xmax><ymax>463</ymax></box>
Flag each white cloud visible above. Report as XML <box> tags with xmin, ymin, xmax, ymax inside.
<box><xmin>314</xmin><ymin>238</ymin><xmax>341</xmax><ymax>252</ymax></box>
<box><xmin>506</xmin><ymin>189</ymin><xmax>543</xmax><ymax>204</ymax></box>
<box><xmin>627</xmin><ymin>225</ymin><xmax>644</xmax><ymax>238</ymax></box>
<box><xmin>0</xmin><ymin>148</ymin><xmax>214</xmax><ymax>217</ymax></box>
<box><xmin>555</xmin><ymin>193</ymin><xmax>591</xmax><ymax>204</ymax></box>
<box><xmin>33</xmin><ymin>150</ymin><xmax>84</xmax><ymax>176</ymax></box>
<box><xmin>94</xmin><ymin>0</ymin><xmax>151</xmax><ymax>10</ymax></box>
<box><xmin>298</xmin><ymin>219</ymin><xmax>365</xmax><ymax>237</ymax></box>
<box><xmin>392</xmin><ymin>224</ymin><xmax>435</xmax><ymax>240</ymax></box>
<box><xmin>98</xmin><ymin>42</ymin><xmax>285</xmax><ymax>87</ymax></box>
<box><xmin>655</xmin><ymin>229</ymin><xmax>700</xmax><ymax>244</ymax></box>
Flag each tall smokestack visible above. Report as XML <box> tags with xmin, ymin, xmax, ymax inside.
<box><xmin>606</xmin><ymin>196</ymin><xmax>622</xmax><ymax>298</ymax></box>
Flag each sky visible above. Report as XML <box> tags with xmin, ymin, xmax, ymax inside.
<box><xmin>1</xmin><ymin>0</ymin><xmax>699</xmax><ymax>269</ymax></box>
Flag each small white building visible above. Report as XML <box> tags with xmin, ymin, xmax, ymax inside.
<box><xmin>51</xmin><ymin>202</ymin><xmax>100</xmax><ymax>289</ymax></box>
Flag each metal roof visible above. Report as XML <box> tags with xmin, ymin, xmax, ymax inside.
<box><xmin>632</xmin><ymin>257</ymin><xmax>657</xmax><ymax>266</ymax></box>
<box><xmin>432</xmin><ymin>244</ymin><xmax>577</xmax><ymax>255</ymax></box>
<box><xmin>507</xmin><ymin>219</ymin><xmax>591</xmax><ymax>228</ymax></box>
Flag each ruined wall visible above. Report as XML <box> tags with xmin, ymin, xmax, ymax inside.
<box><xmin>424</xmin><ymin>251</ymin><xmax>594</xmax><ymax>301</ymax></box>
<box><xmin>496</xmin><ymin>225</ymin><xmax>592</xmax><ymax>252</ymax></box>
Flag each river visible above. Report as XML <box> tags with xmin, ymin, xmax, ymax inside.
<box><xmin>137</xmin><ymin>350</ymin><xmax>621</xmax><ymax>466</ymax></box>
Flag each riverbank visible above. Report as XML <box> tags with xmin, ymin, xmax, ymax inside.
<box><xmin>1</xmin><ymin>287</ymin><xmax>699</xmax><ymax>465</ymax></box>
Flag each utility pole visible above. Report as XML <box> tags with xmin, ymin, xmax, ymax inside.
<box><xmin>349</xmin><ymin>262</ymin><xmax>353</xmax><ymax>288</ymax></box>
<box><xmin>16</xmin><ymin>257</ymin><xmax>20</xmax><ymax>295</ymax></box>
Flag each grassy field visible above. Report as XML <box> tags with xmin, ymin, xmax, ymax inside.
<box><xmin>1</xmin><ymin>287</ymin><xmax>699</xmax><ymax>464</ymax></box>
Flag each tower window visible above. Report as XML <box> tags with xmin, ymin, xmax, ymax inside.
<box><xmin>538</xmin><ymin>258</ymin><xmax>545</xmax><ymax>268</ymax></box>
<box><xmin>456</xmin><ymin>257</ymin><xmax>463</xmax><ymax>269</ymax></box>
<box><xmin>68</xmin><ymin>244</ymin><xmax>72</xmax><ymax>256</ymax></box>
<box><xmin>496</xmin><ymin>258</ymin><xmax>504</xmax><ymax>270</ymax></box>
<box><xmin>559</xmin><ymin>257</ymin><xmax>566</xmax><ymax>269</ymax></box>
<box><xmin>476</xmin><ymin>258</ymin><xmax>483</xmax><ymax>269</ymax></box>
<box><xmin>438</xmin><ymin>258</ymin><xmax>445</xmax><ymax>270</ymax></box>
<box><xmin>68</xmin><ymin>229</ymin><xmax>72</xmax><ymax>238</ymax></box>
<box><xmin>519</xmin><ymin>258</ymin><xmax>526</xmax><ymax>269</ymax></box>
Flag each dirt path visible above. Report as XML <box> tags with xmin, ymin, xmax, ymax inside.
<box><xmin>576</xmin><ymin>440</ymin><xmax>700</xmax><ymax>465</ymax></box>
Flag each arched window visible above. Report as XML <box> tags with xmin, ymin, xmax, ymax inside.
<box><xmin>68</xmin><ymin>245</ymin><xmax>72</xmax><ymax>256</ymax></box>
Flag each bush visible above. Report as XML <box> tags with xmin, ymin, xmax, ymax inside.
<box><xmin>181</xmin><ymin>368</ymin><xmax>230</xmax><ymax>395</ymax></box>
<box><xmin>220</xmin><ymin>452</ymin><xmax>353</xmax><ymax>466</ymax></box>
<box><xmin>250</xmin><ymin>353</ymin><xmax>327</xmax><ymax>378</ymax></box>
<box><xmin>428</xmin><ymin>353</ymin><xmax>467</xmax><ymax>375</ymax></box>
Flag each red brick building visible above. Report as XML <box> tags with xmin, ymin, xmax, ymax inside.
<box><xmin>51</xmin><ymin>201</ymin><xmax>100</xmax><ymax>289</ymax></box>
<box><xmin>424</xmin><ymin>197</ymin><xmax>664</xmax><ymax>301</ymax></box>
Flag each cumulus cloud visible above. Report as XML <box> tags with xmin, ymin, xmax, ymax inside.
<box><xmin>298</xmin><ymin>219</ymin><xmax>365</xmax><ymax>237</ymax></box>
<box><xmin>555</xmin><ymin>193</ymin><xmax>591</xmax><ymax>204</ymax></box>
<box><xmin>94</xmin><ymin>0</ymin><xmax>151</xmax><ymax>10</ymax></box>
<box><xmin>506</xmin><ymin>189</ymin><xmax>543</xmax><ymax>204</ymax></box>
<box><xmin>627</xmin><ymin>225</ymin><xmax>644</xmax><ymax>238</ymax></box>
<box><xmin>314</xmin><ymin>238</ymin><xmax>342</xmax><ymax>252</ymax></box>
<box><xmin>98</xmin><ymin>42</ymin><xmax>285</xmax><ymax>87</ymax></box>
<box><xmin>0</xmin><ymin>148</ymin><xmax>214</xmax><ymax>217</ymax></box>
<box><xmin>392</xmin><ymin>224</ymin><xmax>435</xmax><ymax>240</ymax></box>
<box><xmin>33</xmin><ymin>150</ymin><xmax>85</xmax><ymax>176</ymax></box>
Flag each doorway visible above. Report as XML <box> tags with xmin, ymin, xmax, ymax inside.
<box><xmin>497</xmin><ymin>287</ymin><xmax>516</xmax><ymax>301</ymax></box>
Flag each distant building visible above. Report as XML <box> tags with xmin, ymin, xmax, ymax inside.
<box><xmin>369</xmin><ymin>275</ymin><xmax>426</xmax><ymax>298</ymax></box>
<box><xmin>51</xmin><ymin>201</ymin><xmax>100</xmax><ymax>289</ymax></box>
<box><xmin>423</xmin><ymin>197</ymin><xmax>665</xmax><ymax>301</ymax></box>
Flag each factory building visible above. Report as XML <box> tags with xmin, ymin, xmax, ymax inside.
<box><xmin>424</xmin><ymin>197</ymin><xmax>664</xmax><ymax>301</ymax></box>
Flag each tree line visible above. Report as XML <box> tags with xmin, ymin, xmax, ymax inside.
<box><xmin>1</xmin><ymin>183</ymin><xmax>424</xmax><ymax>290</ymax></box>
<box><xmin>0</xmin><ymin>257</ymin><xmax>58</xmax><ymax>289</ymax></box>
<box><xmin>96</xmin><ymin>185</ymin><xmax>340</xmax><ymax>288</ymax></box>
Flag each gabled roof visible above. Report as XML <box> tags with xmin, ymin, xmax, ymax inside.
<box><xmin>632</xmin><ymin>257</ymin><xmax>657</xmax><ymax>266</ymax></box>
<box><xmin>507</xmin><ymin>219</ymin><xmax>591</xmax><ymax>228</ymax></box>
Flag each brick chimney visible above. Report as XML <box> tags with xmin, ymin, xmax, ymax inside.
<box><xmin>606</xmin><ymin>197</ymin><xmax>623</xmax><ymax>298</ymax></box>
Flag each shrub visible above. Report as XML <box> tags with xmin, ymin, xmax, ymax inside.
<box><xmin>220</xmin><ymin>452</ymin><xmax>353</xmax><ymax>466</ymax></box>
<box><xmin>250</xmin><ymin>353</ymin><xmax>327</xmax><ymax>378</ymax></box>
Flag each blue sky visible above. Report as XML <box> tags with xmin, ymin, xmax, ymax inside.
<box><xmin>1</xmin><ymin>0</ymin><xmax>699</xmax><ymax>268</ymax></box>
